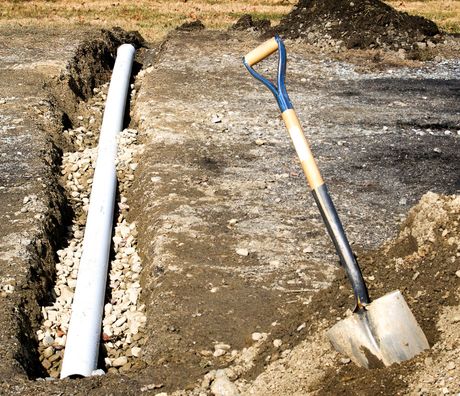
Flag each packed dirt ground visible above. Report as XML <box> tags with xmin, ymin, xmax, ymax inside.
<box><xmin>0</xmin><ymin>1</ymin><xmax>459</xmax><ymax>395</ymax></box>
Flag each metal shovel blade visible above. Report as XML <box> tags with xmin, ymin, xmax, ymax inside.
<box><xmin>327</xmin><ymin>290</ymin><xmax>429</xmax><ymax>368</ymax></box>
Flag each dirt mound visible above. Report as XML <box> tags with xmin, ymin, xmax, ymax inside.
<box><xmin>231</xmin><ymin>15</ymin><xmax>271</xmax><ymax>32</ymax></box>
<box><xmin>176</xmin><ymin>20</ymin><xmax>206</xmax><ymax>32</ymax></box>
<box><xmin>243</xmin><ymin>192</ymin><xmax>460</xmax><ymax>394</ymax></box>
<box><xmin>318</xmin><ymin>192</ymin><xmax>460</xmax><ymax>393</ymax></box>
<box><xmin>274</xmin><ymin>0</ymin><xmax>440</xmax><ymax>50</ymax></box>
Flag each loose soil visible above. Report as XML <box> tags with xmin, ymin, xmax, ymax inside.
<box><xmin>246</xmin><ymin>191</ymin><xmax>460</xmax><ymax>395</ymax></box>
<box><xmin>274</xmin><ymin>0</ymin><xmax>441</xmax><ymax>50</ymax></box>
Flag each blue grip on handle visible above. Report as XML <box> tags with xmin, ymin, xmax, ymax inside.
<box><xmin>243</xmin><ymin>35</ymin><xmax>293</xmax><ymax>113</ymax></box>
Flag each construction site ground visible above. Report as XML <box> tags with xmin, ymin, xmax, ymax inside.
<box><xmin>0</xmin><ymin>26</ymin><xmax>459</xmax><ymax>395</ymax></box>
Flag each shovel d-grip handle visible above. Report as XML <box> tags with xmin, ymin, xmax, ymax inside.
<box><xmin>243</xmin><ymin>37</ymin><xmax>370</xmax><ymax>308</ymax></box>
<box><xmin>244</xmin><ymin>37</ymin><xmax>279</xmax><ymax>67</ymax></box>
<box><xmin>243</xmin><ymin>36</ymin><xmax>293</xmax><ymax>112</ymax></box>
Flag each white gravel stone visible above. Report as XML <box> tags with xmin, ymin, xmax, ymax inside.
<box><xmin>236</xmin><ymin>248</ymin><xmax>249</xmax><ymax>256</ymax></box>
<box><xmin>210</xmin><ymin>369</ymin><xmax>239</xmax><ymax>396</ymax></box>
<box><xmin>251</xmin><ymin>332</ymin><xmax>267</xmax><ymax>342</ymax></box>
<box><xmin>215</xmin><ymin>343</ymin><xmax>231</xmax><ymax>351</ymax></box>
<box><xmin>104</xmin><ymin>314</ymin><xmax>117</xmax><ymax>325</ymax></box>
<box><xmin>112</xmin><ymin>356</ymin><xmax>128</xmax><ymax>367</ymax></box>
<box><xmin>273</xmin><ymin>339</ymin><xmax>282</xmax><ymax>348</ymax></box>
<box><xmin>104</xmin><ymin>303</ymin><xmax>113</xmax><ymax>314</ymax></box>
<box><xmin>213</xmin><ymin>349</ymin><xmax>227</xmax><ymax>357</ymax></box>
<box><xmin>303</xmin><ymin>245</ymin><xmax>313</xmax><ymax>253</ymax></box>
<box><xmin>55</xmin><ymin>336</ymin><xmax>66</xmax><ymax>347</ymax></box>
<box><xmin>211</xmin><ymin>114</ymin><xmax>222</xmax><ymax>123</ymax></box>
<box><xmin>131</xmin><ymin>346</ymin><xmax>141</xmax><ymax>357</ymax></box>
<box><xmin>297</xmin><ymin>323</ymin><xmax>306</xmax><ymax>331</ymax></box>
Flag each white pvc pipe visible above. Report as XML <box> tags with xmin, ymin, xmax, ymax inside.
<box><xmin>60</xmin><ymin>44</ymin><xmax>136</xmax><ymax>378</ymax></box>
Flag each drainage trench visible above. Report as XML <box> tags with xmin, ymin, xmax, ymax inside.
<box><xmin>34</xmin><ymin>31</ymin><xmax>147</xmax><ymax>378</ymax></box>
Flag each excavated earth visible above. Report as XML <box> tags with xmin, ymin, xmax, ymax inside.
<box><xmin>273</xmin><ymin>0</ymin><xmax>440</xmax><ymax>51</ymax></box>
<box><xmin>0</xmin><ymin>25</ymin><xmax>459</xmax><ymax>396</ymax></box>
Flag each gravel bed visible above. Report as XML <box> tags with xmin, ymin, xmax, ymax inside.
<box><xmin>37</xmin><ymin>84</ymin><xmax>146</xmax><ymax>378</ymax></box>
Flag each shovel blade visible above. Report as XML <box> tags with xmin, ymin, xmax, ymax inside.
<box><xmin>327</xmin><ymin>290</ymin><xmax>429</xmax><ymax>368</ymax></box>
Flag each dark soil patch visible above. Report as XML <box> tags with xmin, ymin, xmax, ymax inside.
<box><xmin>231</xmin><ymin>14</ymin><xmax>271</xmax><ymax>32</ymax></box>
<box><xmin>274</xmin><ymin>0</ymin><xmax>440</xmax><ymax>50</ymax></box>
<box><xmin>177</xmin><ymin>20</ymin><xmax>206</xmax><ymax>32</ymax></box>
<box><xmin>47</xmin><ymin>27</ymin><xmax>144</xmax><ymax>137</ymax></box>
<box><xmin>66</xmin><ymin>27</ymin><xmax>144</xmax><ymax>101</ymax></box>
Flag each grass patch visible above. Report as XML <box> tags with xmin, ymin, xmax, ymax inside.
<box><xmin>0</xmin><ymin>0</ymin><xmax>458</xmax><ymax>40</ymax></box>
<box><xmin>385</xmin><ymin>0</ymin><xmax>460</xmax><ymax>33</ymax></box>
<box><xmin>0</xmin><ymin>0</ymin><xmax>292</xmax><ymax>41</ymax></box>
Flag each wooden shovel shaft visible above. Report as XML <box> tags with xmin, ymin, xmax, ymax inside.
<box><xmin>282</xmin><ymin>110</ymin><xmax>324</xmax><ymax>189</ymax></box>
<box><xmin>281</xmin><ymin>109</ymin><xmax>370</xmax><ymax>306</ymax></box>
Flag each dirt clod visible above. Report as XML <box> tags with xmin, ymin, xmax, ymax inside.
<box><xmin>177</xmin><ymin>20</ymin><xmax>206</xmax><ymax>32</ymax></box>
<box><xmin>231</xmin><ymin>15</ymin><xmax>271</xmax><ymax>32</ymax></box>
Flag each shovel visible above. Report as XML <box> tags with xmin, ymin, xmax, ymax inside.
<box><xmin>243</xmin><ymin>36</ymin><xmax>429</xmax><ymax>368</ymax></box>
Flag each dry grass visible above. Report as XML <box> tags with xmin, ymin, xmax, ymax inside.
<box><xmin>386</xmin><ymin>0</ymin><xmax>460</xmax><ymax>33</ymax></box>
<box><xmin>0</xmin><ymin>0</ymin><xmax>458</xmax><ymax>41</ymax></box>
<box><xmin>0</xmin><ymin>0</ymin><xmax>293</xmax><ymax>41</ymax></box>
